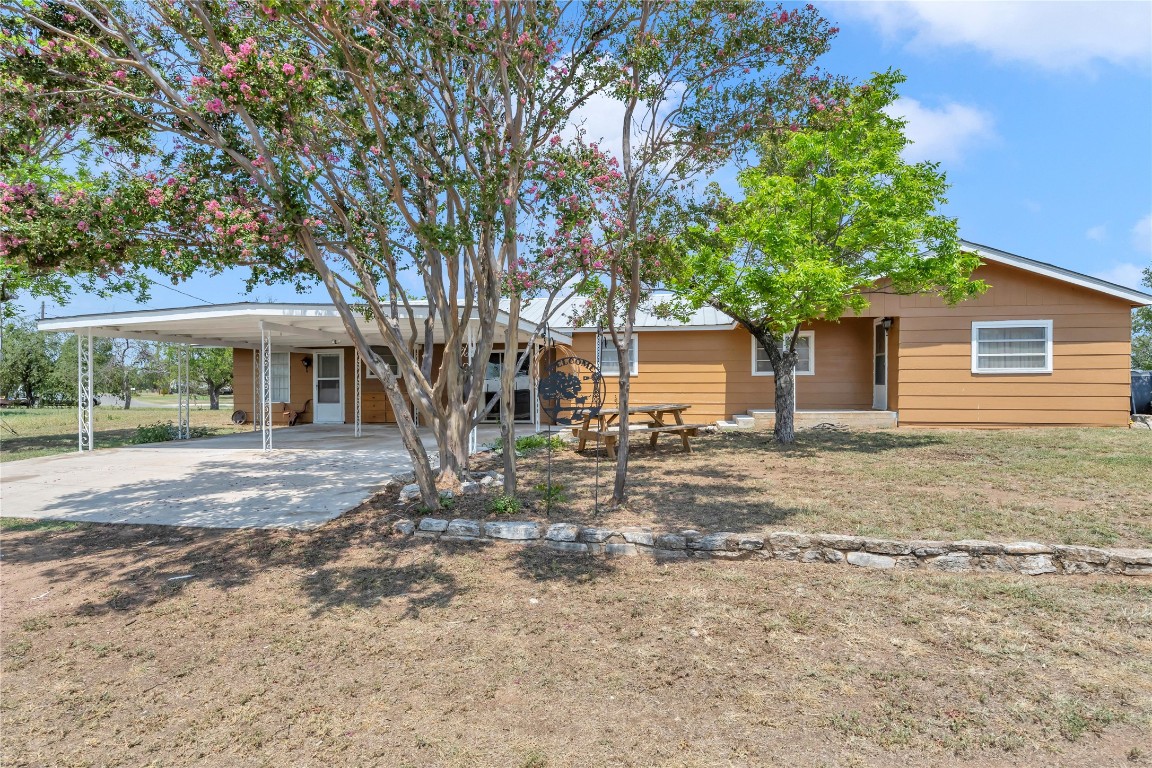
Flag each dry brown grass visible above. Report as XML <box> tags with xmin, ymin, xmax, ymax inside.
<box><xmin>2</xmin><ymin>508</ymin><xmax>1150</xmax><ymax>767</ymax></box>
<box><xmin>427</xmin><ymin>427</ymin><xmax>1152</xmax><ymax>547</ymax></box>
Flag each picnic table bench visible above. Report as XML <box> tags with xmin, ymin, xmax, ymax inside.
<box><xmin>574</xmin><ymin>403</ymin><xmax>708</xmax><ymax>459</ymax></box>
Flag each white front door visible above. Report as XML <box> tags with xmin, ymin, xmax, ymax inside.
<box><xmin>313</xmin><ymin>351</ymin><xmax>345</xmax><ymax>424</ymax></box>
<box><xmin>872</xmin><ymin>320</ymin><xmax>888</xmax><ymax>410</ymax></box>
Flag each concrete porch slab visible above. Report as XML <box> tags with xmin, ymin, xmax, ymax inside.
<box><xmin>0</xmin><ymin>424</ymin><xmax>504</xmax><ymax>530</ymax></box>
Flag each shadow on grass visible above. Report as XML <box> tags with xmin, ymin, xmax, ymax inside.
<box><xmin>0</xmin><ymin>505</ymin><xmax>449</xmax><ymax>618</ymax></box>
<box><xmin>300</xmin><ymin>556</ymin><xmax>459</xmax><ymax>618</ymax></box>
<box><xmin>709</xmin><ymin>428</ymin><xmax>950</xmax><ymax>457</ymax></box>
<box><xmin>509</xmin><ymin>545</ymin><xmax>617</xmax><ymax>584</ymax></box>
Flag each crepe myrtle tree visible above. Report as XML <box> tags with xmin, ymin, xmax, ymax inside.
<box><xmin>2</xmin><ymin>0</ymin><xmax>645</xmax><ymax>509</ymax></box>
<box><xmin>557</xmin><ymin>1</ymin><xmax>841</xmax><ymax>504</ymax></box>
<box><xmin>671</xmin><ymin>71</ymin><xmax>984</xmax><ymax>445</ymax></box>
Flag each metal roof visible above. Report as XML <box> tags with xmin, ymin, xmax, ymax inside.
<box><xmin>37</xmin><ymin>301</ymin><xmax>570</xmax><ymax>348</ymax></box>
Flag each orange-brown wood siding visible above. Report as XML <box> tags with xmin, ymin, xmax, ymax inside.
<box><xmin>232</xmin><ymin>349</ymin><xmax>315</xmax><ymax>425</ymax></box>
<box><xmin>571</xmin><ymin>319</ymin><xmax>874</xmax><ymax>424</ymax></box>
<box><xmin>863</xmin><ymin>262</ymin><xmax>1134</xmax><ymax>427</ymax></box>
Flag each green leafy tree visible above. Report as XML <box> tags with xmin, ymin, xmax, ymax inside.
<box><xmin>163</xmin><ymin>346</ymin><xmax>233</xmax><ymax>410</ymax></box>
<box><xmin>1134</xmin><ymin>265</ymin><xmax>1152</xmax><ymax>370</ymax></box>
<box><xmin>0</xmin><ymin>313</ymin><xmax>57</xmax><ymax>403</ymax></box>
<box><xmin>671</xmin><ymin>71</ymin><xmax>984</xmax><ymax>444</ymax></box>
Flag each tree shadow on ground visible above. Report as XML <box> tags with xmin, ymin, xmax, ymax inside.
<box><xmin>300</xmin><ymin>554</ymin><xmax>459</xmax><ymax>618</ymax></box>
<box><xmin>0</xmin><ymin>504</ymin><xmax>447</xmax><ymax>618</ymax></box>
<box><xmin>509</xmin><ymin>544</ymin><xmax>617</xmax><ymax>584</ymax></box>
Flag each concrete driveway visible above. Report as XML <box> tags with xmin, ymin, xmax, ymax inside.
<box><xmin>0</xmin><ymin>424</ymin><xmax>502</xmax><ymax>530</ymax></box>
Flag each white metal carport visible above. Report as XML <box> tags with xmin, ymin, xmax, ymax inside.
<box><xmin>37</xmin><ymin>302</ymin><xmax>568</xmax><ymax>453</ymax></box>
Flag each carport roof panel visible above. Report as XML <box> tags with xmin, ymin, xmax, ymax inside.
<box><xmin>37</xmin><ymin>301</ymin><xmax>567</xmax><ymax>348</ymax></box>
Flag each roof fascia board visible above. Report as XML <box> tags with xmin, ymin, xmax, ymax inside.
<box><xmin>961</xmin><ymin>240</ymin><xmax>1152</xmax><ymax>305</ymax></box>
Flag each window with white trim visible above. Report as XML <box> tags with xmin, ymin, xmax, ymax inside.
<box><xmin>596</xmin><ymin>333</ymin><xmax>638</xmax><ymax>376</ymax></box>
<box><xmin>364</xmin><ymin>345</ymin><xmax>400</xmax><ymax>379</ymax></box>
<box><xmin>971</xmin><ymin>320</ymin><xmax>1053</xmax><ymax>373</ymax></box>
<box><xmin>752</xmin><ymin>332</ymin><xmax>814</xmax><ymax>376</ymax></box>
<box><xmin>270</xmin><ymin>352</ymin><xmax>291</xmax><ymax>402</ymax></box>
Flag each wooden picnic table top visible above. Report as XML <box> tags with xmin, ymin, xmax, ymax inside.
<box><xmin>590</xmin><ymin>403</ymin><xmax>691</xmax><ymax>417</ymax></box>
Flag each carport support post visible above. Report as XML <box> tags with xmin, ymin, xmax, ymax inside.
<box><xmin>259</xmin><ymin>321</ymin><xmax>272</xmax><ymax>451</ymax></box>
<box><xmin>354</xmin><ymin>348</ymin><xmax>362</xmax><ymax>438</ymax></box>
<box><xmin>176</xmin><ymin>343</ymin><xmax>191</xmax><ymax>440</ymax></box>
<box><xmin>77</xmin><ymin>328</ymin><xmax>93</xmax><ymax>452</ymax></box>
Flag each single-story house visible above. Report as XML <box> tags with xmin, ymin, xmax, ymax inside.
<box><xmin>38</xmin><ymin>240</ymin><xmax>1152</xmax><ymax>441</ymax></box>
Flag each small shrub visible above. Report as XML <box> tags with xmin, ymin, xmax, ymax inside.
<box><xmin>516</xmin><ymin>434</ymin><xmax>566</xmax><ymax>453</ymax></box>
<box><xmin>488</xmin><ymin>494</ymin><xmax>521</xmax><ymax>515</ymax></box>
<box><xmin>133</xmin><ymin>421</ymin><xmax>178</xmax><ymax>444</ymax></box>
<box><xmin>534</xmin><ymin>482</ymin><xmax>566</xmax><ymax>504</ymax></box>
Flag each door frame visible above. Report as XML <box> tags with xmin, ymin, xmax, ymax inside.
<box><xmin>482</xmin><ymin>348</ymin><xmax>536</xmax><ymax>424</ymax></box>
<box><xmin>312</xmin><ymin>348</ymin><xmax>345</xmax><ymax>424</ymax></box>
<box><xmin>872</xmin><ymin>319</ymin><xmax>888</xmax><ymax>411</ymax></box>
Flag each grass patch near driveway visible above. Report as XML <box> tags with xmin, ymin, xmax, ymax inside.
<box><xmin>407</xmin><ymin>427</ymin><xmax>1152</xmax><ymax>547</ymax></box>
<box><xmin>0</xmin><ymin>407</ymin><xmax>245</xmax><ymax>462</ymax></box>
<box><xmin>1</xmin><ymin>511</ymin><xmax>1149</xmax><ymax>767</ymax></box>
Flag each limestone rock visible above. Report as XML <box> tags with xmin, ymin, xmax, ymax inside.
<box><xmin>545</xmin><ymin>523</ymin><xmax>581</xmax><ymax>542</ymax></box>
<box><xmin>846</xmin><ymin>551</ymin><xmax>896</xmax><ymax>569</ymax></box>
<box><xmin>392</xmin><ymin>519</ymin><xmax>415</xmax><ymax>537</ymax></box>
<box><xmin>815</xmin><ymin>534</ymin><xmax>863</xmax><ymax>551</ymax></box>
<box><xmin>399</xmin><ymin>483</ymin><xmax>422</xmax><ymax>503</ymax></box>
<box><xmin>460</xmin><ymin>481</ymin><xmax>481</xmax><ymax>496</ymax></box>
<box><xmin>654</xmin><ymin>549</ymin><xmax>689</xmax><ymax>561</ymax></box>
<box><xmin>580</xmin><ymin>527</ymin><xmax>617</xmax><ymax>543</ymax></box>
<box><xmin>1018</xmin><ymin>554</ymin><xmax>1058</xmax><ymax>576</ymax></box>
<box><xmin>688</xmin><ymin>532</ymin><xmax>738</xmax><ymax>551</ymax></box>
<box><xmin>484</xmin><ymin>521</ymin><xmax>542</xmax><ymax>540</ymax></box>
<box><xmin>909</xmin><ymin>541</ymin><xmax>950</xmax><ymax>557</ymax></box>
<box><xmin>1054</xmin><ymin>545</ymin><xmax>1110</xmax><ymax>564</ymax></box>
<box><xmin>418</xmin><ymin>517</ymin><xmax>449</xmax><ymax>533</ymax></box>
<box><xmin>950</xmin><ymin>540</ymin><xmax>1005</xmax><ymax>556</ymax></box>
<box><xmin>1105</xmin><ymin>548</ymin><xmax>1152</xmax><ymax>566</ymax></box>
<box><xmin>769</xmin><ymin>532</ymin><xmax>813</xmax><ymax>551</ymax></box>
<box><xmin>655</xmin><ymin>534</ymin><xmax>687</xmax><ymax>551</ymax></box>
<box><xmin>926</xmin><ymin>552</ymin><xmax>972</xmax><ymax>572</ymax></box>
<box><xmin>1003</xmin><ymin>541</ymin><xmax>1054</xmax><ymax>555</ymax></box>
<box><xmin>603</xmin><ymin>542</ymin><xmax>638</xmax><ymax>557</ymax></box>
<box><xmin>862</xmin><ymin>538</ymin><xmax>913</xmax><ymax>556</ymax></box>
<box><xmin>545</xmin><ymin>540</ymin><xmax>589</xmax><ymax>555</ymax></box>
<box><xmin>619</xmin><ymin>527</ymin><xmax>655</xmax><ymax>546</ymax></box>
<box><xmin>446</xmin><ymin>519</ymin><xmax>481</xmax><ymax>537</ymax></box>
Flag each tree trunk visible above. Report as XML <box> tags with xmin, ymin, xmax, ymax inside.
<box><xmin>610</xmin><ymin>326</ymin><xmax>634</xmax><ymax>505</ymax></box>
<box><xmin>499</xmin><ymin>300</ymin><xmax>522</xmax><ymax>496</ymax></box>
<box><xmin>772</xmin><ymin>359</ymin><xmax>796</xmax><ymax>445</ymax></box>
<box><xmin>208</xmin><ymin>385</ymin><xmax>220</xmax><ymax>410</ymax></box>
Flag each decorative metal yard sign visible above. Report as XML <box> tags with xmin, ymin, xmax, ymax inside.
<box><xmin>536</xmin><ymin>346</ymin><xmax>605</xmax><ymax>516</ymax></box>
<box><xmin>537</xmin><ymin>355</ymin><xmax>604</xmax><ymax>426</ymax></box>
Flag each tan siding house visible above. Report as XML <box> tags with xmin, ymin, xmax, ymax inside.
<box><xmin>552</xmin><ymin>242</ymin><xmax>1150</xmax><ymax>429</ymax></box>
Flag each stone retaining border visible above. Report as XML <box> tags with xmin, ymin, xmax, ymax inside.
<box><xmin>393</xmin><ymin>518</ymin><xmax>1152</xmax><ymax>577</ymax></box>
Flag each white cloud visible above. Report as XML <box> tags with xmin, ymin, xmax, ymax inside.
<box><xmin>1094</xmin><ymin>262</ymin><xmax>1147</xmax><ymax>290</ymax></box>
<box><xmin>839</xmin><ymin>1</ymin><xmax>1151</xmax><ymax>72</ymax></box>
<box><xmin>883</xmin><ymin>97</ymin><xmax>995</xmax><ymax>164</ymax></box>
<box><xmin>1133</xmin><ymin>213</ymin><xmax>1152</xmax><ymax>253</ymax></box>
<box><xmin>1085</xmin><ymin>224</ymin><xmax>1108</xmax><ymax>242</ymax></box>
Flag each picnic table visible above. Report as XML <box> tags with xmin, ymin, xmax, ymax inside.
<box><xmin>574</xmin><ymin>403</ymin><xmax>707</xmax><ymax>459</ymax></box>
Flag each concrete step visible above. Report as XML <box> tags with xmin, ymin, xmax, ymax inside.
<box><xmin>747</xmin><ymin>409</ymin><xmax>898</xmax><ymax>430</ymax></box>
<box><xmin>732</xmin><ymin>415</ymin><xmax>756</xmax><ymax>428</ymax></box>
<box><xmin>715</xmin><ymin>420</ymin><xmax>741</xmax><ymax>431</ymax></box>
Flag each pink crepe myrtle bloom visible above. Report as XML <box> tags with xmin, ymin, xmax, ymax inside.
<box><xmin>221</xmin><ymin>63</ymin><xmax>237</xmax><ymax>79</ymax></box>
<box><xmin>282</xmin><ymin>62</ymin><xmax>296</xmax><ymax>76</ymax></box>
<box><xmin>76</xmin><ymin>220</ymin><xmax>89</xmax><ymax>232</ymax></box>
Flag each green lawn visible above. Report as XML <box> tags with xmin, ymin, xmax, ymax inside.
<box><xmin>0</xmin><ymin>406</ymin><xmax>246</xmax><ymax>462</ymax></box>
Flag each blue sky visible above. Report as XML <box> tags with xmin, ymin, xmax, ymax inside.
<box><xmin>23</xmin><ymin>0</ymin><xmax>1152</xmax><ymax>319</ymax></box>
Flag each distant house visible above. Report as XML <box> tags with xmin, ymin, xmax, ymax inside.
<box><xmin>39</xmin><ymin>241</ymin><xmax>1152</xmax><ymax>432</ymax></box>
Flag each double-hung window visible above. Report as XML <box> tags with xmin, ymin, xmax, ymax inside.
<box><xmin>270</xmin><ymin>352</ymin><xmax>291</xmax><ymax>402</ymax></box>
<box><xmin>363</xmin><ymin>346</ymin><xmax>400</xmax><ymax>379</ymax></box>
<box><xmin>596</xmin><ymin>334</ymin><xmax>638</xmax><ymax>376</ymax></box>
<box><xmin>971</xmin><ymin>320</ymin><xmax>1053</xmax><ymax>374</ymax></box>
<box><xmin>752</xmin><ymin>332</ymin><xmax>814</xmax><ymax>376</ymax></box>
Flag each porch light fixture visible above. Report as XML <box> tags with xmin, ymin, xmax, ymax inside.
<box><xmin>301</xmin><ymin>355</ymin><xmax>312</xmax><ymax>371</ymax></box>
<box><xmin>881</xmin><ymin>317</ymin><xmax>894</xmax><ymax>332</ymax></box>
